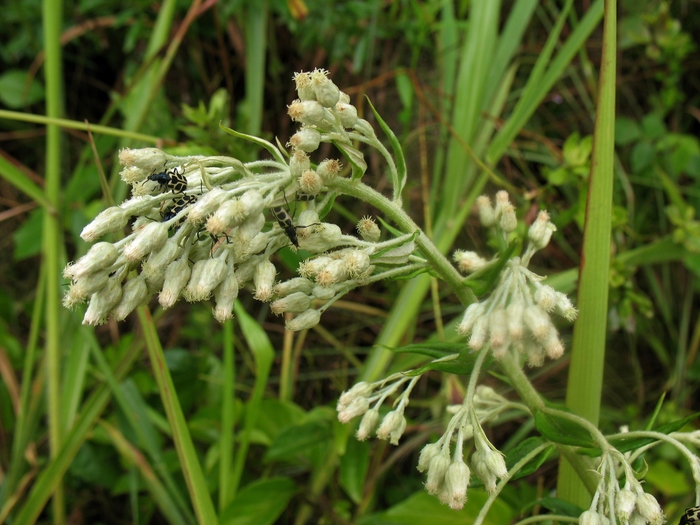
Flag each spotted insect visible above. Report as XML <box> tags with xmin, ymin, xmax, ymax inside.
<box><xmin>148</xmin><ymin>165</ymin><xmax>188</xmax><ymax>194</ymax></box>
<box><xmin>271</xmin><ymin>205</ymin><xmax>299</xmax><ymax>247</ymax></box>
<box><xmin>680</xmin><ymin>506</ymin><xmax>700</xmax><ymax>525</ymax></box>
<box><xmin>296</xmin><ymin>192</ymin><xmax>315</xmax><ymax>202</ymax></box>
<box><xmin>162</xmin><ymin>194</ymin><xmax>197</xmax><ymax>224</ymax></box>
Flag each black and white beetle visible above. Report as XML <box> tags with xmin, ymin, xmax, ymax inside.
<box><xmin>148</xmin><ymin>166</ymin><xmax>188</xmax><ymax>194</ymax></box>
<box><xmin>680</xmin><ymin>505</ymin><xmax>700</xmax><ymax>525</ymax></box>
<box><xmin>270</xmin><ymin>205</ymin><xmax>299</xmax><ymax>247</ymax></box>
<box><xmin>162</xmin><ymin>194</ymin><xmax>197</xmax><ymax>224</ymax></box>
<box><xmin>296</xmin><ymin>192</ymin><xmax>315</xmax><ymax>202</ymax></box>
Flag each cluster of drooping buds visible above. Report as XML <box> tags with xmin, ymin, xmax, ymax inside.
<box><xmin>454</xmin><ymin>191</ymin><xmax>578</xmax><ymax>365</ymax></box>
<box><xmin>579</xmin><ymin>449</ymin><xmax>666</xmax><ymax>525</ymax></box>
<box><xmin>336</xmin><ymin>373</ymin><xmax>422</xmax><ymax>445</ymax></box>
<box><xmin>63</xmin><ymin>70</ymin><xmax>421</xmax><ymax>327</ymax></box>
<box><xmin>417</xmin><ymin>396</ymin><xmax>508</xmax><ymax>510</ymax></box>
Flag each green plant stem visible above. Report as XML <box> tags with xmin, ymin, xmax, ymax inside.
<box><xmin>558</xmin><ymin>0</ymin><xmax>617</xmax><ymax>508</ymax></box>
<box><xmin>219</xmin><ymin>320</ymin><xmax>236</xmax><ymax>512</ymax></box>
<box><xmin>42</xmin><ymin>0</ymin><xmax>65</xmax><ymax>521</ymax></box>
<box><xmin>0</xmin><ymin>110</ymin><xmax>161</xmax><ymax>143</ymax></box>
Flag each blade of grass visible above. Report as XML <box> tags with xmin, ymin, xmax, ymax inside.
<box><xmin>0</xmin><ymin>155</ymin><xmax>52</xmax><ymax>210</ymax></box>
<box><xmin>42</xmin><ymin>0</ymin><xmax>66</xmax><ymax>520</ymax></box>
<box><xmin>218</xmin><ymin>319</ymin><xmax>236</xmax><ymax>512</ymax></box>
<box><xmin>557</xmin><ymin>0</ymin><xmax>616</xmax><ymax>508</ymax></box>
<box><xmin>138</xmin><ymin>306</ymin><xmax>218</xmax><ymax>524</ymax></box>
<box><xmin>100</xmin><ymin>420</ymin><xmax>190</xmax><ymax>525</ymax></box>
<box><xmin>244</xmin><ymin>0</ymin><xmax>268</xmax><ymax>136</ymax></box>
<box><xmin>230</xmin><ymin>301</ymin><xmax>274</xmax><ymax>498</ymax></box>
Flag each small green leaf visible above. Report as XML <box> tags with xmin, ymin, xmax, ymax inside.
<box><xmin>534</xmin><ymin>410</ymin><xmax>597</xmax><ymax>448</ymax></box>
<box><xmin>339</xmin><ymin>437</ymin><xmax>370</xmax><ymax>504</ymax></box>
<box><xmin>534</xmin><ymin>497</ymin><xmax>583</xmax><ymax>518</ymax></box>
<box><xmin>0</xmin><ymin>69</ymin><xmax>45</xmax><ymax>108</ymax></box>
<box><xmin>263</xmin><ymin>421</ymin><xmax>332</xmax><ymax>463</ymax></box>
<box><xmin>332</xmin><ymin>140</ymin><xmax>367</xmax><ymax>180</ymax></box>
<box><xmin>505</xmin><ymin>437</ymin><xmax>555</xmax><ymax>480</ymax></box>
<box><xmin>220</xmin><ymin>477</ymin><xmax>297</xmax><ymax>525</ymax></box>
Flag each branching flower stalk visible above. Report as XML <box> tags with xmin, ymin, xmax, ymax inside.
<box><xmin>64</xmin><ymin>70</ymin><xmax>698</xmax><ymax>522</ymax></box>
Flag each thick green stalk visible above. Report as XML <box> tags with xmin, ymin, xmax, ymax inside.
<box><xmin>558</xmin><ymin>0</ymin><xmax>617</xmax><ymax>508</ymax></box>
<box><xmin>218</xmin><ymin>320</ymin><xmax>236</xmax><ymax>512</ymax></box>
<box><xmin>42</xmin><ymin>0</ymin><xmax>65</xmax><ymax>521</ymax></box>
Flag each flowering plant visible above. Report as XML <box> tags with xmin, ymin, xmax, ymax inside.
<box><xmin>64</xmin><ymin>70</ymin><xmax>700</xmax><ymax>524</ymax></box>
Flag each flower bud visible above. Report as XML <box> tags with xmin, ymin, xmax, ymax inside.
<box><xmin>289</xmin><ymin>128</ymin><xmax>322</xmax><ymax>152</ymax></box>
<box><xmin>81</xmin><ymin>207</ymin><xmax>129</xmax><ymax>242</ymax></box>
<box><xmin>338</xmin><ymin>381</ymin><xmax>373</xmax><ymax>407</ymax></box>
<box><xmin>336</xmin><ymin>102</ymin><xmax>358</xmax><ymax>128</ymax></box>
<box><xmin>273</xmin><ymin>277</ymin><xmax>315</xmax><ymax>297</ymax></box>
<box><xmin>417</xmin><ymin>442</ymin><xmax>441</xmax><ymax>473</ymax></box>
<box><xmin>453</xmin><ymin>250</ymin><xmax>487</xmax><ymax>273</ymax></box>
<box><xmin>356</xmin><ymin>408</ymin><xmax>379</xmax><ymax>441</ymax></box>
<box><xmin>184</xmin><ymin>257</ymin><xmax>228</xmax><ymax>302</ymax></box>
<box><xmin>159</xmin><ymin>257</ymin><xmax>191</xmax><ymax>309</ymax></box>
<box><xmin>337</xmin><ymin>396</ymin><xmax>369</xmax><ymax>423</ymax></box>
<box><xmin>488</xmin><ymin>308</ymin><xmax>508</xmax><ymax>349</ymax></box>
<box><xmin>316</xmin><ymin>259</ymin><xmax>348</xmax><ymax>287</ymax></box>
<box><xmin>253</xmin><ymin>260</ymin><xmax>277</xmax><ymax>302</ymax></box>
<box><xmin>213</xmin><ymin>265</ymin><xmax>239</xmax><ymax>323</ymax></box>
<box><xmin>82</xmin><ymin>277</ymin><xmax>123</xmax><ymax>325</ymax></box>
<box><xmin>523</xmin><ymin>305</ymin><xmax>551</xmax><ymax>340</ymax></box>
<box><xmin>270</xmin><ymin>291</ymin><xmax>313</xmax><ymax>315</ymax></box>
<box><xmin>468</xmin><ymin>316</ymin><xmax>488</xmax><ymax>350</ymax></box>
<box><xmin>506</xmin><ymin>301</ymin><xmax>524</xmax><ymax>339</ymax></box>
<box><xmin>635</xmin><ymin>492</ymin><xmax>664</xmax><ymax>524</ymax></box>
<box><xmin>528</xmin><ymin>210</ymin><xmax>556</xmax><ymax>250</ymax></box>
<box><xmin>289</xmin><ymin>150</ymin><xmax>311</xmax><ymax>177</ymax></box>
<box><xmin>207</xmin><ymin>199</ymin><xmax>245</xmax><ymax>235</ymax></box>
<box><xmin>120</xmin><ymin>166</ymin><xmax>149</xmax><ymax>184</ymax></box>
<box><xmin>457</xmin><ymin>302</ymin><xmax>484</xmax><ymax>336</ymax></box>
<box><xmin>615</xmin><ymin>488</ymin><xmax>636</xmax><ymax>521</ymax></box>
<box><xmin>285</xmin><ymin>309</ymin><xmax>321</xmax><ymax>331</ymax></box>
<box><xmin>524</xmin><ymin>339</ymin><xmax>545</xmax><ymax>367</ymax></box>
<box><xmin>64</xmin><ymin>242</ymin><xmax>119</xmax><ymax>280</ymax></box>
<box><xmin>123</xmin><ymin>222</ymin><xmax>169</xmax><ymax>262</ymax></box>
<box><xmin>62</xmin><ymin>270</ymin><xmax>111</xmax><ymax>307</ymax></box>
<box><xmin>187</xmin><ymin>187</ymin><xmax>229</xmax><ymax>224</ymax></box>
<box><xmin>443</xmin><ymin>458</ymin><xmax>470</xmax><ymax>510</ymax></box>
<box><xmin>312</xmin><ymin>285</ymin><xmax>336</xmax><ymax>301</ymax></box>
<box><xmin>425</xmin><ymin>451</ymin><xmax>450</xmax><ymax>495</ymax></box>
<box><xmin>142</xmin><ymin>236</ymin><xmax>182</xmax><ymax>288</ymax></box>
<box><xmin>356</xmin><ymin>215</ymin><xmax>380</xmax><ymax>242</ymax></box>
<box><xmin>112</xmin><ymin>275</ymin><xmax>149</xmax><ymax>321</ymax></box>
<box><xmin>555</xmin><ymin>292</ymin><xmax>578</xmax><ymax>321</ymax></box>
<box><xmin>118</xmin><ymin>147</ymin><xmax>167</xmax><ymax>171</ymax></box>
<box><xmin>579</xmin><ymin>510</ymin><xmax>602</xmax><ymax>525</ymax></box>
<box><xmin>298</xmin><ymin>256</ymin><xmax>333</xmax><ymax>279</ymax></box>
<box><xmin>542</xmin><ymin>326</ymin><xmax>564</xmax><ymax>359</ymax></box>
<box><xmin>376</xmin><ymin>410</ymin><xmax>406</xmax><ymax>445</ymax></box>
<box><xmin>476</xmin><ymin>195</ymin><xmax>496</xmax><ymax>227</ymax></box>
<box><xmin>299</xmin><ymin>169</ymin><xmax>323</xmax><ymax>195</ymax></box>
<box><xmin>297</xmin><ymin>223</ymin><xmax>343</xmax><ymax>252</ymax></box>
<box><xmin>317</xmin><ymin>159</ymin><xmax>342</xmax><ymax>183</ymax></box>
<box><xmin>287</xmin><ymin>99</ymin><xmax>327</xmax><ymax>127</ymax></box>
<box><xmin>311</xmin><ymin>69</ymin><xmax>341</xmax><ymax>107</ymax></box>
<box><xmin>499</xmin><ymin>203</ymin><xmax>517</xmax><ymax>233</ymax></box>
<box><xmin>293</xmin><ymin>71</ymin><xmax>315</xmax><ymax>100</ymax></box>
<box><xmin>353</xmin><ymin>118</ymin><xmax>376</xmax><ymax>138</ymax></box>
<box><xmin>534</xmin><ymin>285</ymin><xmax>557</xmax><ymax>312</ymax></box>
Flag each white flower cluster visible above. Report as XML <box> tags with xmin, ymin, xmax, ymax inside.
<box><xmin>455</xmin><ymin>191</ymin><xmax>578</xmax><ymax>365</ymax></box>
<box><xmin>579</xmin><ymin>450</ymin><xmax>666</xmax><ymax>525</ymax></box>
<box><xmin>63</xmin><ymin>70</ymin><xmax>418</xmax><ymax>326</ymax></box>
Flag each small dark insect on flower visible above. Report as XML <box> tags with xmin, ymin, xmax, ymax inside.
<box><xmin>680</xmin><ymin>505</ymin><xmax>700</xmax><ymax>525</ymax></box>
<box><xmin>148</xmin><ymin>165</ymin><xmax>188</xmax><ymax>194</ymax></box>
<box><xmin>271</xmin><ymin>205</ymin><xmax>299</xmax><ymax>247</ymax></box>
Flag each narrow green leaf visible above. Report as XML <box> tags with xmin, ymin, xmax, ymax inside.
<box><xmin>534</xmin><ymin>411</ymin><xmax>596</xmax><ymax>448</ymax></box>
<box><xmin>218</xmin><ymin>122</ymin><xmax>285</xmax><ymax>165</ymax></box>
<box><xmin>0</xmin><ymin>155</ymin><xmax>52</xmax><ymax>210</ymax></box>
<box><xmin>339</xmin><ymin>438</ymin><xmax>370</xmax><ymax>504</ymax></box>
<box><xmin>263</xmin><ymin>421</ymin><xmax>332</xmax><ymax>463</ymax></box>
<box><xmin>365</xmin><ymin>96</ymin><xmax>407</xmax><ymax>199</ymax></box>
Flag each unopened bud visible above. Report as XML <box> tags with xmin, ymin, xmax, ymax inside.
<box><xmin>528</xmin><ymin>210</ymin><xmax>556</xmax><ymax>250</ymax></box>
<box><xmin>299</xmin><ymin>169</ymin><xmax>323</xmax><ymax>195</ymax></box>
<box><xmin>356</xmin><ymin>408</ymin><xmax>380</xmax><ymax>441</ymax></box>
<box><xmin>112</xmin><ymin>276</ymin><xmax>149</xmax><ymax>321</ymax></box>
<box><xmin>476</xmin><ymin>195</ymin><xmax>496</xmax><ymax>227</ymax></box>
<box><xmin>336</xmin><ymin>102</ymin><xmax>358</xmax><ymax>128</ymax></box>
<box><xmin>118</xmin><ymin>147</ymin><xmax>167</xmax><ymax>171</ymax></box>
<box><xmin>356</xmin><ymin>215</ymin><xmax>380</xmax><ymax>242</ymax></box>
<box><xmin>289</xmin><ymin>150</ymin><xmax>311</xmax><ymax>177</ymax></box>
<box><xmin>270</xmin><ymin>292</ymin><xmax>313</xmax><ymax>315</ymax></box>
<box><xmin>273</xmin><ymin>277</ymin><xmax>315</xmax><ymax>297</ymax></box>
<box><xmin>159</xmin><ymin>257</ymin><xmax>191</xmax><ymax>309</ymax></box>
<box><xmin>213</xmin><ymin>266</ymin><xmax>239</xmax><ymax>323</ymax></box>
<box><xmin>453</xmin><ymin>250</ymin><xmax>487</xmax><ymax>273</ymax></box>
<box><xmin>317</xmin><ymin>159</ymin><xmax>342</xmax><ymax>183</ymax></box>
<box><xmin>184</xmin><ymin>257</ymin><xmax>228</xmax><ymax>302</ymax></box>
<box><xmin>82</xmin><ymin>277</ymin><xmax>123</xmax><ymax>325</ymax></box>
<box><xmin>311</xmin><ymin>68</ymin><xmax>340</xmax><ymax>107</ymax></box>
<box><xmin>253</xmin><ymin>260</ymin><xmax>277</xmax><ymax>302</ymax></box>
<box><xmin>81</xmin><ymin>207</ymin><xmax>129</xmax><ymax>242</ymax></box>
<box><xmin>64</xmin><ymin>242</ymin><xmax>119</xmax><ymax>280</ymax></box>
<box><xmin>123</xmin><ymin>222</ymin><xmax>169</xmax><ymax>262</ymax></box>
<box><xmin>285</xmin><ymin>309</ymin><xmax>321</xmax><ymax>331</ymax></box>
<box><xmin>289</xmin><ymin>128</ymin><xmax>322</xmax><ymax>152</ymax></box>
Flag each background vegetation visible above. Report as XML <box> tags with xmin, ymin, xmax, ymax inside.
<box><xmin>0</xmin><ymin>0</ymin><xmax>699</xmax><ymax>523</ymax></box>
